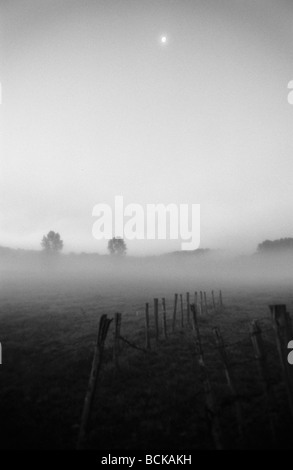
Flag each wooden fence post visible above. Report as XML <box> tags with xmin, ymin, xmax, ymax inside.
<box><xmin>213</xmin><ymin>327</ymin><xmax>244</xmax><ymax>445</ymax></box>
<box><xmin>204</xmin><ymin>291</ymin><xmax>208</xmax><ymax>315</ymax></box>
<box><xmin>172</xmin><ymin>293</ymin><xmax>178</xmax><ymax>333</ymax></box>
<box><xmin>113</xmin><ymin>312</ymin><xmax>122</xmax><ymax>370</ymax></box>
<box><xmin>162</xmin><ymin>297</ymin><xmax>168</xmax><ymax>339</ymax></box>
<box><xmin>77</xmin><ymin>314</ymin><xmax>112</xmax><ymax>449</ymax></box>
<box><xmin>180</xmin><ymin>294</ymin><xmax>184</xmax><ymax>328</ymax></box>
<box><xmin>191</xmin><ymin>303</ymin><xmax>199</xmax><ymax>334</ymax></box>
<box><xmin>190</xmin><ymin>304</ymin><xmax>223</xmax><ymax>449</ymax></box>
<box><xmin>270</xmin><ymin>304</ymin><xmax>293</xmax><ymax>418</ymax></box>
<box><xmin>219</xmin><ymin>290</ymin><xmax>223</xmax><ymax>311</ymax></box>
<box><xmin>194</xmin><ymin>291</ymin><xmax>198</xmax><ymax>311</ymax></box>
<box><xmin>154</xmin><ymin>298</ymin><xmax>159</xmax><ymax>342</ymax></box>
<box><xmin>145</xmin><ymin>303</ymin><xmax>151</xmax><ymax>350</ymax></box>
<box><xmin>200</xmin><ymin>291</ymin><xmax>203</xmax><ymax>315</ymax></box>
<box><xmin>250</xmin><ymin>320</ymin><xmax>277</xmax><ymax>445</ymax></box>
<box><xmin>186</xmin><ymin>292</ymin><xmax>190</xmax><ymax>325</ymax></box>
<box><xmin>212</xmin><ymin>290</ymin><xmax>216</xmax><ymax>313</ymax></box>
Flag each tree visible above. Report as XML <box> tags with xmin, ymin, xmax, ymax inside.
<box><xmin>107</xmin><ymin>237</ymin><xmax>127</xmax><ymax>256</ymax></box>
<box><xmin>257</xmin><ymin>238</ymin><xmax>293</xmax><ymax>253</ymax></box>
<box><xmin>41</xmin><ymin>231</ymin><xmax>63</xmax><ymax>254</ymax></box>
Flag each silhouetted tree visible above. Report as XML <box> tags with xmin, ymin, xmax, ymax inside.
<box><xmin>257</xmin><ymin>238</ymin><xmax>293</xmax><ymax>253</ymax></box>
<box><xmin>41</xmin><ymin>231</ymin><xmax>63</xmax><ymax>254</ymax></box>
<box><xmin>107</xmin><ymin>237</ymin><xmax>127</xmax><ymax>256</ymax></box>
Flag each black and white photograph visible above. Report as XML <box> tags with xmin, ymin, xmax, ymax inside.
<box><xmin>1</xmin><ymin>0</ymin><xmax>293</xmax><ymax>454</ymax></box>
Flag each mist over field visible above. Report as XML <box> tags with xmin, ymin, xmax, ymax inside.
<box><xmin>1</xmin><ymin>245</ymin><xmax>293</xmax><ymax>451</ymax></box>
<box><xmin>1</xmin><ymin>247</ymin><xmax>293</xmax><ymax>298</ymax></box>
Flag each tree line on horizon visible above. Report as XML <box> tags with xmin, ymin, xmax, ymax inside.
<box><xmin>41</xmin><ymin>231</ymin><xmax>293</xmax><ymax>256</ymax></box>
<box><xmin>1</xmin><ymin>233</ymin><xmax>293</xmax><ymax>257</ymax></box>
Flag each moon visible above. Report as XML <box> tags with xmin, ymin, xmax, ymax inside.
<box><xmin>161</xmin><ymin>36</ymin><xmax>167</xmax><ymax>44</ymax></box>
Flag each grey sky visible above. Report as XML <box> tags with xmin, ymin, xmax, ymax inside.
<box><xmin>1</xmin><ymin>0</ymin><xmax>293</xmax><ymax>254</ymax></box>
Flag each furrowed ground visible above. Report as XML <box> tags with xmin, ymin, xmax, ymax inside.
<box><xmin>1</xmin><ymin>273</ymin><xmax>293</xmax><ymax>449</ymax></box>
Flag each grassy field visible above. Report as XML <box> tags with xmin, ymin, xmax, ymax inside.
<box><xmin>1</xmin><ymin>272</ymin><xmax>293</xmax><ymax>450</ymax></box>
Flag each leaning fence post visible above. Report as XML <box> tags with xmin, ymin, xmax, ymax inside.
<box><xmin>145</xmin><ymin>303</ymin><xmax>151</xmax><ymax>350</ymax></box>
<box><xmin>113</xmin><ymin>312</ymin><xmax>122</xmax><ymax>370</ymax></box>
<box><xmin>250</xmin><ymin>320</ymin><xmax>277</xmax><ymax>445</ymax></box>
<box><xmin>180</xmin><ymin>294</ymin><xmax>184</xmax><ymax>328</ymax></box>
<box><xmin>172</xmin><ymin>294</ymin><xmax>178</xmax><ymax>332</ymax></box>
<box><xmin>154</xmin><ymin>298</ymin><xmax>159</xmax><ymax>342</ymax></box>
<box><xmin>213</xmin><ymin>327</ymin><xmax>244</xmax><ymax>445</ymax></box>
<box><xmin>270</xmin><ymin>304</ymin><xmax>293</xmax><ymax>418</ymax></box>
<box><xmin>77</xmin><ymin>314</ymin><xmax>112</xmax><ymax>450</ymax></box>
<box><xmin>186</xmin><ymin>292</ymin><xmax>190</xmax><ymax>324</ymax></box>
<box><xmin>190</xmin><ymin>304</ymin><xmax>223</xmax><ymax>449</ymax></box>
<box><xmin>162</xmin><ymin>297</ymin><xmax>168</xmax><ymax>339</ymax></box>
<box><xmin>191</xmin><ymin>303</ymin><xmax>199</xmax><ymax>334</ymax></box>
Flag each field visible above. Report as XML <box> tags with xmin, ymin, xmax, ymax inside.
<box><xmin>1</xmin><ymin>265</ymin><xmax>293</xmax><ymax>450</ymax></box>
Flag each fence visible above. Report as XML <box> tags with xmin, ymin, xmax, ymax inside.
<box><xmin>77</xmin><ymin>290</ymin><xmax>293</xmax><ymax>449</ymax></box>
